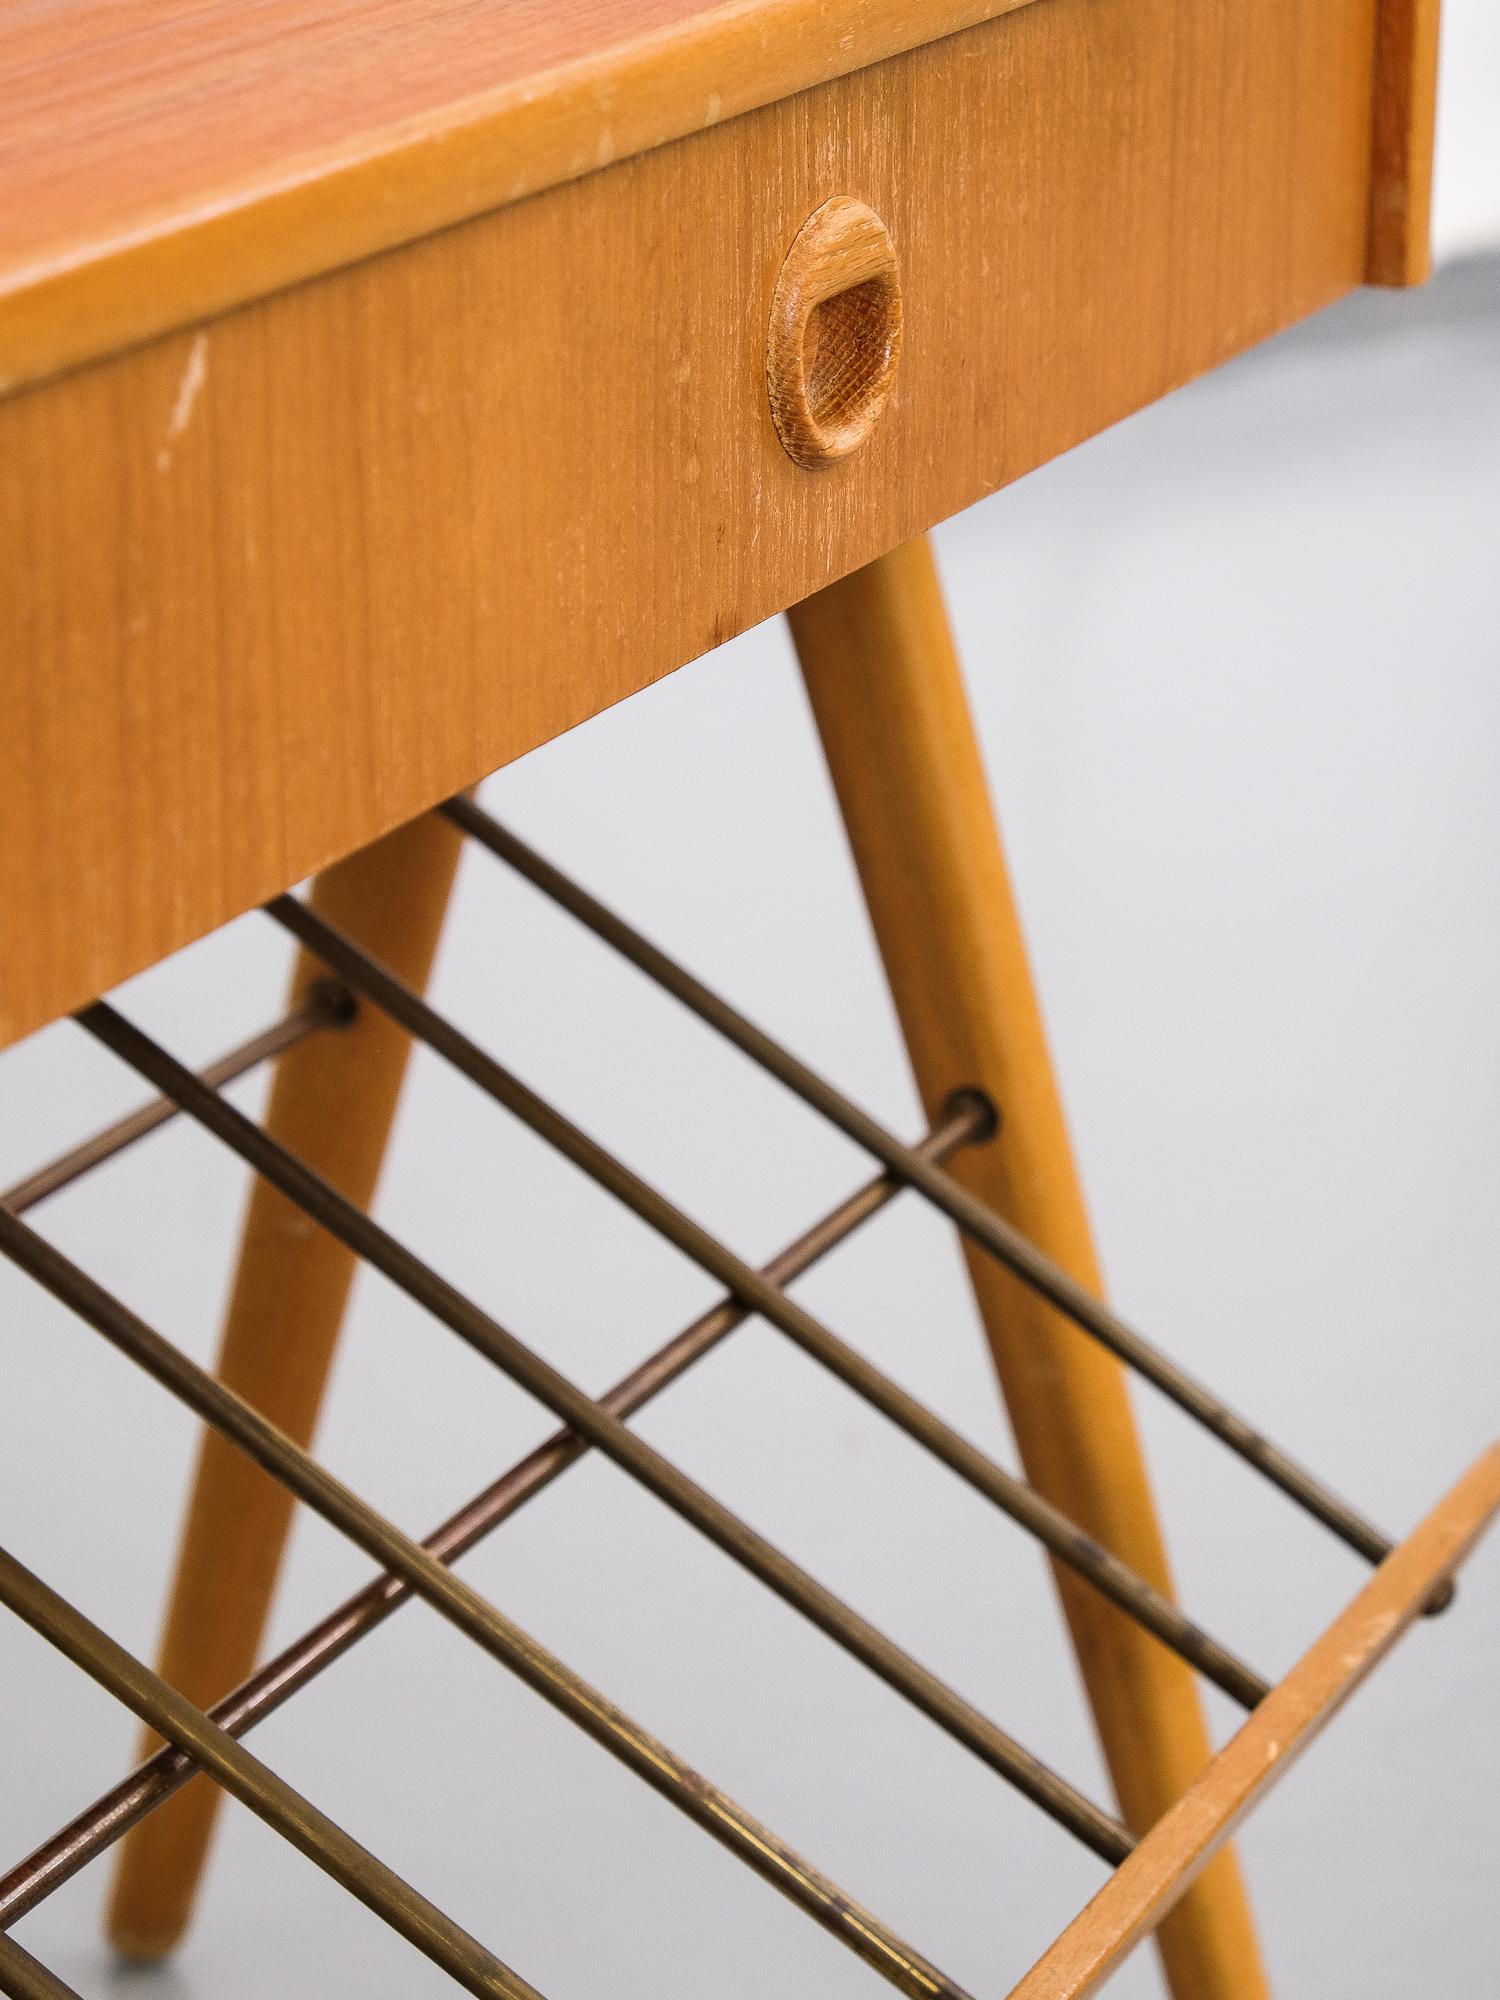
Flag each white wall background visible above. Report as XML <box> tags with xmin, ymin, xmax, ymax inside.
<box><xmin>2</xmin><ymin>25</ymin><xmax>1497</xmax><ymax>2000</ymax></box>
<box><xmin>1435</xmin><ymin>0</ymin><xmax>1500</xmax><ymax>256</ymax></box>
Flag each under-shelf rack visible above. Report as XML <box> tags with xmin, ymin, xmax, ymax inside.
<box><xmin>2</xmin><ymin>797</ymin><xmax>1496</xmax><ymax>2000</ymax></box>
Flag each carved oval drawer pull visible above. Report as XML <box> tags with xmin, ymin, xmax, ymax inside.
<box><xmin>766</xmin><ymin>197</ymin><xmax>902</xmax><ymax>469</ymax></box>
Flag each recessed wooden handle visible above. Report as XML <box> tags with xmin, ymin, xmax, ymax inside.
<box><xmin>766</xmin><ymin>197</ymin><xmax>902</xmax><ymax>469</ymax></box>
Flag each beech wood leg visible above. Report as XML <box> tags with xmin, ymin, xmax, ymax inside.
<box><xmin>788</xmin><ymin>536</ymin><xmax>1271</xmax><ymax>2000</ymax></box>
<box><xmin>106</xmin><ymin>810</ymin><xmax>464</xmax><ymax>1960</ymax></box>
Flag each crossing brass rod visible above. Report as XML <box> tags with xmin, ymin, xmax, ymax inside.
<box><xmin>1</xmin><ymin>1211</ymin><xmax>980</xmax><ymax>2000</ymax></box>
<box><xmin>266</xmin><ymin>894</ymin><xmax>1270</xmax><ymax>1711</ymax></box>
<box><xmin>0</xmin><ymin>1928</ymin><xmax>82</xmax><ymax>2000</ymax></box>
<box><xmin>77</xmin><ymin>997</ymin><xmax>1132</xmax><ymax>1866</ymax></box>
<box><xmin>0</xmin><ymin>1102</ymin><xmax>983</xmax><ymax>1929</ymax></box>
<box><xmin>0</xmin><ymin>1545</ymin><xmax>542</xmax><ymax>2000</ymax></box>
<box><xmin>444</xmin><ymin>797</ymin><xmax>1401</xmax><ymax>1578</ymax></box>
<box><xmin>1</xmin><ymin>984</ymin><xmax>353</xmax><ymax>1217</ymax></box>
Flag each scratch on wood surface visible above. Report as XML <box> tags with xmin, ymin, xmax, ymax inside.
<box><xmin>156</xmin><ymin>331</ymin><xmax>208</xmax><ymax>470</ymax></box>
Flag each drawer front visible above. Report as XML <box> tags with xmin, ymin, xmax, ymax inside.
<box><xmin>0</xmin><ymin>0</ymin><xmax>1377</xmax><ymax>1046</ymax></box>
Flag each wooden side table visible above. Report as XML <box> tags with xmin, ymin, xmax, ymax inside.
<box><xmin>2</xmin><ymin>3</ymin><xmax>1491</xmax><ymax>1997</ymax></box>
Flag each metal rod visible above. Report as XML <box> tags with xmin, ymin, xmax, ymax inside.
<box><xmin>265</xmin><ymin>896</ymin><xmax>1271</xmax><ymax>1710</ymax></box>
<box><xmin>0</xmin><ymin>1930</ymin><xmax>82</xmax><ymax>2000</ymax></box>
<box><xmin>444</xmin><ymin>797</ymin><xmax>1399</xmax><ymax>1575</ymax></box>
<box><xmin>0</xmin><ymin>1544</ymin><xmax>540</xmax><ymax>2000</ymax></box>
<box><xmin>1</xmin><ymin>985</ymin><xmax>353</xmax><ymax>1216</ymax></box>
<box><xmin>0</xmin><ymin>1204</ymin><xmax>977</xmax><ymax>2000</ymax></box>
<box><xmin>78</xmin><ymin>997</ymin><xmax>1132</xmax><ymax>1866</ymax></box>
<box><xmin>0</xmin><ymin>1102</ymin><xmax>983</xmax><ymax>1929</ymax></box>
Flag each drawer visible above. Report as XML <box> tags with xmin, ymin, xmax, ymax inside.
<box><xmin>1</xmin><ymin>0</ymin><xmax>1383</xmax><ymax>1045</ymax></box>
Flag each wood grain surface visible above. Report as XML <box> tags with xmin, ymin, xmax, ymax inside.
<box><xmin>766</xmin><ymin>196</ymin><xmax>903</xmax><ymax>467</ymax></box>
<box><xmin>0</xmin><ymin>0</ymin><xmax>1031</xmax><ymax>394</ymax></box>
<box><xmin>2</xmin><ymin>0</ymin><xmax>1382</xmax><ymax>1048</ymax></box>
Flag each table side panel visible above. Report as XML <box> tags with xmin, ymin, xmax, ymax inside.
<box><xmin>0</xmin><ymin>0</ymin><xmax>1378</xmax><ymax>1047</ymax></box>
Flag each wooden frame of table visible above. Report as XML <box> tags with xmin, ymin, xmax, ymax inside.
<box><xmin>0</xmin><ymin>4</ymin><xmax>1449</xmax><ymax>1995</ymax></box>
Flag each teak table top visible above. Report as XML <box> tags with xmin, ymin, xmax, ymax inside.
<box><xmin>3</xmin><ymin>0</ymin><xmax>1024</xmax><ymax>395</ymax></box>
<box><xmin>0</xmin><ymin>0</ymin><xmax>1436</xmax><ymax>1047</ymax></box>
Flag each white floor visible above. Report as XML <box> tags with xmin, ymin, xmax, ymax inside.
<box><xmin>3</xmin><ymin>254</ymin><xmax>1498</xmax><ymax>1999</ymax></box>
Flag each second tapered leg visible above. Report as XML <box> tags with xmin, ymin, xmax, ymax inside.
<box><xmin>106</xmin><ymin>809</ymin><xmax>464</xmax><ymax>1961</ymax></box>
<box><xmin>789</xmin><ymin>537</ymin><xmax>1270</xmax><ymax>2000</ymax></box>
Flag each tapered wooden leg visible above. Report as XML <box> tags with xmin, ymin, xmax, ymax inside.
<box><xmin>788</xmin><ymin>538</ymin><xmax>1270</xmax><ymax>2000</ymax></box>
<box><xmin>106</xmin><ymin>810</ymin><xmax>464</xmax><ymax>1961</ymax></box>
